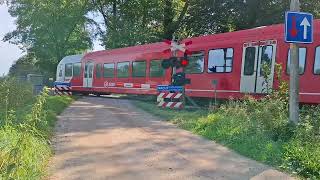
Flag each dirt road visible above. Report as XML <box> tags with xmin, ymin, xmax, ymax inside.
<box><xmin>49</xmin><ymin>97</ymin><xmax>294</xmax><ymax>180</ymax></box>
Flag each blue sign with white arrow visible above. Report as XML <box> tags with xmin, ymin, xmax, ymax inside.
<box><xmin>285</xmin><ymin>11</ymin><xmax>313</xmax><ymax>44</ymax></box>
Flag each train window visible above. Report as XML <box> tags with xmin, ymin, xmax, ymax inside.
<box><xmin>89</xmin><ymin>64</ymin><xmax>93</xmax><ymax>78</ymax></box>
<box><xmin>185</xmin><ymin>52</ymin><xmax>204</xmax><ymax>74</ymax></box>
<box><xmin>314</xmin><ymin>47</ymin><xmax>320</xmax><ymax>75</ymax></box>
<box><xmin>84</xmin><ymin>64</ymin><xmax>88</xmax><ymax>78</ymax></box>
<box><xmin>260</xmin><ymin>46</ymin><xmax>273</xmax><ymax>76</ymax></box>
<box><xmin>243</xmin><ymin>47</ymin><xmax>256</xmax><ymax>76</ymax></box>
<box><xmin>58</xmin><ymin>65</ymin><xmax>63</xmax><ymax>77</ymax></box>
<box><xmin>150</xmin><ymin>60</ymin><xmax>165</xmax><ymax>77</ymax></box>
<box><xmin>96</xmin><ymin>64</ymin><xmax>102</xmax><ymax>78</ymax></box>
<box><xmin>65</xmin><ymin>63</ymin><xmax>73</xmax><ymax>77</ymax></box>
<box><xmin>104</xmin><ymin>63</ymin><xmax>115</xmax><ymax>78</ymax></box>
<box><xmin>132</xmin><ymin>61</ymin><xmax>146</xmax><ymax>77</ymax></box>
<box><xmin>287</xmin><ymin>48</ymin><xmax>306</xmax><ymax>75</ymax></box>
<box><xmin>73</xmin><ymin>63</ymin><xmax>81</xmax><ymax>77</ymax></box>
<box><xmin>117</xmin><ymin>62</ymin><xmax>130</xmax><ymax>78</ymax></box>
<box><xmin>208</xmin><ymin>48</ymin><xmax>233</xmax><ymax>73</ymax></box>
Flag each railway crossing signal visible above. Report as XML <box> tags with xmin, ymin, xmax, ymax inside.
<box><xmin>163</xmin><ymin>39</ymin><xmax>192</xmax><ymax>55</ymax></box>
<box><xmin>161</xmin><ymin>53</ymin><xmax>190</xmax><ymax>69</ymax></box>
<box><xmin>172</xmin><ymin>72</ymin><xmax>191</xmax><ymax>86</ymax></box>
<box><xmin>161</xmin><ymin>58</ymin><xmax>172</xmax><ymax>69</ymax></box>
<box><xmin>162</xmin><ymin>38</ymin><xmax>192</xmax><ymax>86</ymax></box>
<box><xmin>159</xmin><ymin>38</ymin><xmax>193</xmax><ymax>109</ymax></box>
<box><xmin>180</xmin><ymin>53</ymin><xmax>189</xmax><ymax>67</ymax></box>
<box><xmin>181</xmin><ymin>59</ymin><xmax>189</xmax><ymax>67</ymax></box>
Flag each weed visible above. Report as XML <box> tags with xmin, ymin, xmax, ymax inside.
<box><xmin>135</xmin><ymin>71</ymin><xmax>320</xmax><ymax>179</ymax></box>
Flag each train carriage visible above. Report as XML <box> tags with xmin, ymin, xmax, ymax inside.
<box><xmin>57</xmin><ymin>20</ymin><xmax>320</xmax><ymax>103</ymax></box>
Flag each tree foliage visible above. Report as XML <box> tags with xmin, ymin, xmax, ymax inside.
<box><xmin>89</xmin><ymin>0</ymin><xmax>189</xmax><ymax>49</ymax></box>
<box><xmin>8</xmin><ymin>54</ymin><xmax>39</xmax><ymax>77</ymax></box>
<box><xmin>4</xmin><ymin>0</ymin><xmax>320</xmax><ymax>75</ymax></box>
<box><xmin>90</xmin><ymin>0</ymin><xmax>320</xmax><ymax>48</ymax></box>
<box><xmin>184</xmin><ymin>0</ymin><xmax>320</xmax><ymax>36</ymax></box>
<box><xmin>4</xmin><ymin>0</ymin><xmax>93</xmax><ymax>76</ymax></box>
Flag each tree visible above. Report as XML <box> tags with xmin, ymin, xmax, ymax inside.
<box><xmin>4</xmin><ymin>0</ymin><xmax>320</xmax><ymax>75</ymax></box>
<box><xmin>301</xmin><ymin>0</ymin><xmax>320</xmax><ymax>18</ymax></box>
<box><xmin>182</xmin><ymin>0</ymin><xmax>238</xmax><ymax>36</ymax></box>
<box><xmin>183</xmin><ymin>0</ymin><xmax>319</xmax><ymax>37</ymax></box>
<box><xmin>8</xmin><ymin>54</ymin><xmax>39</xmax><ymax>77</ymax></box>
<box><xmin>162</xmin><ymin>0</ymin><xmax>190</xmax><ymax>40</ymax></box>
<box><xmin>4</xmin><ymin>0</ymin><xmax>93</xmax><ymax>76</ymax></box>
<box><xmin>90</xmin><ymin>0</ymin><xmax>189</xmax><ymax>49</ymax></box>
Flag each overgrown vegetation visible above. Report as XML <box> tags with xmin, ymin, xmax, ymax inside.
<box><xmin>0</xmin><ymin>78</ymin><xmax>73</xmax><ymax>179</ymax></box>
<box><xmin>135</xmin><ymin>65</ymin><xmax>320</xmax><ymax>179</ymax></box>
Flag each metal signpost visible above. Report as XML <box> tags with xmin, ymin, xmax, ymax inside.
<box><xmin>212</xmin><ymin>80</ymin><xmax>218</xmax><ymax>108</ymax></box>
<box><xmin>285</xmin><ymin>0</ymin><xmax>313</xmax><ymax>124</ymax></box>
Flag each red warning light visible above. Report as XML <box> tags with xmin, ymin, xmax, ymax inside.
<box><xmin>181</xmin><ymin>59</ymin><xmax>189</xmax><ymax>67</ymax></box>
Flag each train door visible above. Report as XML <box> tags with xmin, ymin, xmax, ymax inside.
<box><xmin>83</xmin><ymin>61</ymin><xmax>94</xmax><ymax>88</ymax></box>
<box><xmin>240</xmin><ymin>40</ymin><xmax>277</xmax><ymax>93</ymax></box>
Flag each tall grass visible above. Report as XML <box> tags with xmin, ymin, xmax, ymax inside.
<box><xmin>136</xmin><ymin>98</ymin><xmax>320</xmax><ymax>179</ymax></box>
<box><xmin>135</xmin><ymin>80</ymin><xmax>320</xmax><ymax>179</ymax></box>
<box><xmin>0</xmin><ymin>78</ymin><xmax>73</xmax><ymax>179</ymax></box>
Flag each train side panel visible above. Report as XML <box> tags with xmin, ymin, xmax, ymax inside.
<box><xmin>66</xmin><ymin>20</ymin><xmax>320</xmax><ymax>103</ymax></box>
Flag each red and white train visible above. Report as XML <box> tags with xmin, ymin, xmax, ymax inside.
<box><xmin>56</xmin><ymin>20</ymin><xmax>320</xmax><ymax>103</ymax></box>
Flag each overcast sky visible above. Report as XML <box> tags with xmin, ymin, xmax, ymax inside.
<box><xmin>0</xmin><ymin>5</ymin><xmax>104</xmax><ymax>76</ymax></box>
<box><xmin>0</xmin><ymin>5</ymin><xmax>24</xmax><ymax>76</ymax></box>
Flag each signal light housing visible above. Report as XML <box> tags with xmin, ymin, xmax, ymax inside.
<box><xmin>161</xmin><ymin>59</ymin><xmax>172</xmax><ymax>69</ymax></box>
<box><xmin>161</xmin><ymin>53</ymin><xmax>190</xmax><ymax>69</ymax></box>
<box><xmin>180</xmin><ymin>59</ymin><xmax>189</xmax><ymax>67</ymax></box>
<box><xmin>172</xmin><ymin>72</ymin><xmax>191</xmax><ymax>86</ymax></box>
<box><xmin>171</xmin><ymin>57</ymin><xmax>181</xmax><ymax>69</ymax></box>
<box><xmin>180</xmin><ymin>53</ymin><xmax>189</xmax><ymax>67</ymax></box>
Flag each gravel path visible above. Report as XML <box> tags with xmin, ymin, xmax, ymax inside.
<box><xmin>48</xmin><ymin>97</ymin><xmax>294</xmax><ymax>180</ymax></box>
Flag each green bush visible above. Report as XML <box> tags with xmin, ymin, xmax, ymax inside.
<box><xmin>212</xmin><ymin>98</ymin><xmax>320</xmax><ymax>178</ymax></box>
<box><xmin>0</xmin><ymin>126</ymin><xmax>50</xmax><ymax>179</ymax></box>
<box><xmin>136</xmin><ymin>89</ymin><xmax>320</xmax><ymax>179</ymax></box>
<box><xmin>283</xmin><ymin>139</ymin><xmax>320</xmax><ymax>179</ymax></box>
<box><xmin>198</xmin><ymin>99</ymin><xmax>285</xmax><ymax>166</ymax></box>
<box><xmin>0</xmin><ymin>78</ymin><xmax>34</xmax><ymax>128</ymax></box>
<box><xmin>280</xmin><ymin>106</ymin><xmax>320</xmax><ymax>179</ymax></box>
<box><xmin>0</xmin><ymin>78</ymin><xmax>33</xmax><ymax>111</ymax></box>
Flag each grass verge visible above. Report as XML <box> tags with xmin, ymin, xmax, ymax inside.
<box><xmin>0</xmin><ymin>89</ymin><xmax>74</xmax><ymax>179</ymax></box>
<box><xmin>135</xmin><ymin>98</ymin><xmax>320</xmax><ymax>179</ymax></box>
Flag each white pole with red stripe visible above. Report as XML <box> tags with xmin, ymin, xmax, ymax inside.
<box><xmin>156</xmin><ymin>91</ymin><xmax>184</xmax><ymax>109</ymax></box>
<box><xmin>54</xmin><ymin>85</ymin><xmax>72</xmax><ymax>96</ymax></box>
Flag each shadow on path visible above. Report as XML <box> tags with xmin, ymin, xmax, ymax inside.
<box><xmin>49</xmin><ymin>97</ymin><xmax>294</xmax><ymax>180</ymax></box>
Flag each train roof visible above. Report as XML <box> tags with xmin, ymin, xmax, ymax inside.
<box><xmin>58</xmin><ymin>54</ymin><xmax>83</xmax><ymax>65</ymax></box>
<box><xmin>184</xmin><ymin>19</ymin><xmax>320</xmax><ymax>48</ymax></box>
<box><xmin>84</xmin><ymin>42</ymin><xmax>168</xmax><ymax>60</ymax></box>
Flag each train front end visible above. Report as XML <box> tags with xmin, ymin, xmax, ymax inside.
<box><xmin>54</xmin><ymin>54</ymin><xmax>83</xmax><ymax>95</ymax></box>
